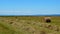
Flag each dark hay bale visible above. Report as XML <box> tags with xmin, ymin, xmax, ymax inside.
<box><xmin>45</xmin><ymin>19</ymin><xmax>51</xmax><ymax>23</ymax></box>
<box><xmin>44</xmin><ymin>17</ymin><xmax>51</xmax><ymax>23</ymax></box>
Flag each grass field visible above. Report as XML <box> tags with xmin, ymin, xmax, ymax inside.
<box><xmin>0</xmin><ymin>16</ymin><xmax>60</xmax><ymax>34</ymax></box>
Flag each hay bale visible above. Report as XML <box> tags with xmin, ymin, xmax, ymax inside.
<box><xmin>44</xmin><ymin>17</ymin><xmax>51</xmax><ymax>23</ymax></box>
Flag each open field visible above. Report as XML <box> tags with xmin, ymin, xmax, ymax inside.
<box><xmin>0</xmin><ymin>16</ymin><xmax>60</xmax><ymax>34</ymax></box>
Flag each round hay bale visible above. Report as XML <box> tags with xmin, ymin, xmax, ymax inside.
<box><xmin>44</xmin><ymin>17</ymin><xmax>51</xmax><ymax>23</ymax></box>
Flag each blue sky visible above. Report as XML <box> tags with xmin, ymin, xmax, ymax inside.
<box><xmin>0</xmin><ymin>0</ymin><xmax>60</xmax><ymax>15</ymax></box>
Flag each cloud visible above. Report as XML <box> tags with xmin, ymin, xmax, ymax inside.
<box><xmin>0</xmin><ymin>9</ymin><xmax>60</xmax><ymax>15</ymax></box>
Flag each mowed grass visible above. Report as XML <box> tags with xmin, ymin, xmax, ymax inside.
<box><xmin>0</xmin><ymin>16</ymin><xmax>60</xmax><ymax>34</ymax></box>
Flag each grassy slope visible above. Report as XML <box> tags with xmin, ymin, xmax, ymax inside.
<box><xmin>0</xmin><ymin>16</ymin><xmax>60</xmax><ymax>34</ymax></box>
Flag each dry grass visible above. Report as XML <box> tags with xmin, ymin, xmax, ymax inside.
<box><xmin>0</xmin><ymin>16</ymin><xmax>60</xmax><ymax>34</ymax></box>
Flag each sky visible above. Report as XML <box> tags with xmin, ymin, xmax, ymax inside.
<box><xmin>0</xmin><ymin>0</ymin><xmax>60</xmax><ymax>15</ymax></box>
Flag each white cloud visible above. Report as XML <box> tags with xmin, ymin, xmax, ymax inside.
<box><xmin>0</xmin><ymin>9</ymin><xmax>60</xmax><ymax>15</ymax></box>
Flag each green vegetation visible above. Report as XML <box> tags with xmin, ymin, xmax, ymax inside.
<box><xmin>0</xmin><ymin>16</ymin><xmax>60</xmax><ymax>34</ymax></box>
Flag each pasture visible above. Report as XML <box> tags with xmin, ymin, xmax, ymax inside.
<box><xmin>0</xmin><ymin>16</ymin><xmax>60</xmax><ymax>34</ymax></box>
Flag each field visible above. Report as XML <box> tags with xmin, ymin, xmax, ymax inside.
<box><xmin>0</xmin><ymin>16</ymin><xmax>60</xmax><ymax>34</ymax></box>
